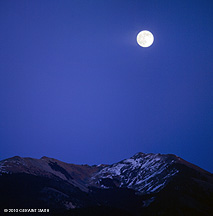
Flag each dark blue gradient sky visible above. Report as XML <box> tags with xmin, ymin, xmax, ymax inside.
<box><xmin>1</xmin><ymin>0</ymin><xmax>213</xmax><ymax>172</ymax></box>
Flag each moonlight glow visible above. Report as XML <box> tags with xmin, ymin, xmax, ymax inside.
<box><xmin>137</xmin><ymin>30</ymin><xmax>154</xmax><ymax>47</ymax></box>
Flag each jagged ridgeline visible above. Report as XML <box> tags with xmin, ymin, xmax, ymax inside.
<box><xmin>0</xmin><ymin>153</ymin><xmax>213</xmax><ymax>216</ymax></box>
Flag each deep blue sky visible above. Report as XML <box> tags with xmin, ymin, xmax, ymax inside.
<box><xmin>0</xmin><ymin>0</ymin><xmax>213</xmax><ymax>172</ymax></box>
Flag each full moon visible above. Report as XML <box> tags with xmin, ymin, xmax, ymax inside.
<box><xmin>137</xmin><ymin>30</ymin><xmax>154</xmax><ymax>48</ymax></box>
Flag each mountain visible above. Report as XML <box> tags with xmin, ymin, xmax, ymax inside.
<box><xmin>0</xmin><ymin>153</ymin><xmax>212</xmax><ymax>216</ymax></box>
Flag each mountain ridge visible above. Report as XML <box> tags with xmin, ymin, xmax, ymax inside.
<box><xmin>1</xmin><ymin>152</ymin><xmax>211</xmax><ymax>173</ymax></box>
<box><xmin>0</xmin><ymin>152</ymin><xmax>213</xmax><ymax>215</ymax></box>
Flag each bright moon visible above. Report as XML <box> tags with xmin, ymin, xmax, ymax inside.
<box><xmin>137</xmin><ymin>30</ymin><xmax>154</xmax><ymax>48</ymax></box>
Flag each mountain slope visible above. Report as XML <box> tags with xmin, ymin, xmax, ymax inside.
<box><xmin>0</xmin><ymin>153</ymin><xmax>212</xmax><ymax>215</ymax></box>
<box><xmin>90</xmin><ymin>153</ymin><xmax>180</xmax><ymax>193</ymax></box>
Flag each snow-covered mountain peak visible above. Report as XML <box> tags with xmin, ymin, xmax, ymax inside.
<box><xmin>90</xmin><ymin>152</ymin><xmax>179</xmax><ymax>194</ymax></box>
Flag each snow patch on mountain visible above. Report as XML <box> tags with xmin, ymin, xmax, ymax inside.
<box><xmin>0</xmin><ymin>160</ymin><xmax>10</xmax><ymax>175</ymax></box>
<box><xmin>142</xmin><ymin>197</ymin><xmax>155</xmax><ymax>207</ymax></box>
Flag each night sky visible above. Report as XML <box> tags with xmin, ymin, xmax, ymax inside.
<box><xmin>1</xmin><ymin>0</ymin><xmax>213</xmax><ymax>172</ymax></box>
